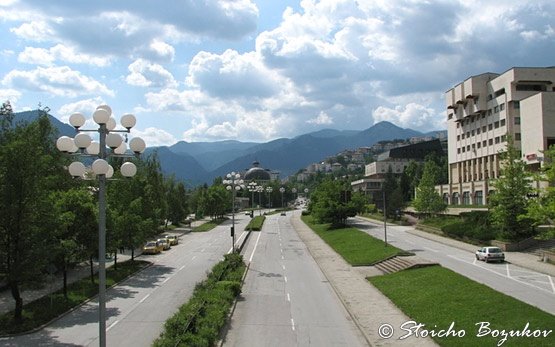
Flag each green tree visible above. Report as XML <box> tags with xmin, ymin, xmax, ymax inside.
<box><xmin>0</xmin><ymin>115</ymin><xmax>64</xmax><ymax>321</ymax></box>
<box><xmin>309</xmin><ymin>179</ymin><xmax>364</xmax><ymax>227</ymax></box>
<box><xmin>489</xmin><ymin>138</ymin><xmax>534</xmax><ymax>241</ymax></box>
<box><xmin>527</xmin><ymin>146</ymin><xmax>555</xmax><ymax>229</ymax></box>
<box><xmin>413</xmin><ymin>159</ymin><xmax>447</xmax><ymax>217</ymax></box>
<box><xmin>165</xmin><ymin>177</ymin><xmax>189</xmax><ymax>226</ymax></box>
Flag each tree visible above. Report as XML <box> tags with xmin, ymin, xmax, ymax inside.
<box><xmin>489</xmin><ymin>137</ymin><xmax>534</xmax><ymax>241</ymax></box>
<box><xmin>382</xmin><ymin>165</ymin><xmax>405</xmax><ymax>219</ymax></box>
<box><xmin>413</xmin><ymin>159</ymin><xmax>447</xmax><ymax>217</ymax></box>
<box><xmin>0</xmin><ymin>115</ymin><xmax>65</xmax><ymax>321</ymax></box>
<box><xmin>309</xmin><ymin>179</ymin><xmax>364</xmax><ymax>227</ymax></box>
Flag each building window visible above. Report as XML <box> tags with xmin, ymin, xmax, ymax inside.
<box><xmin>477</xmin><ymin>142</ymin><xmax>481</xmax><ymax>148</ymax></box>
<box><xmin>515</xmin><ymin>117</ymin><xmax>521</xmax><ymax>125</ymax></box>
<box><xmin>467</xmin><ymin>145</ymin><xmax>470</xmax><ymax>151</ymax></box>
<box><xmin>477</xmin><ymin>128</ymin><xmax>481</xmax><ymax>134</ymax></box>
<box><xmin>452</xmin><ymin>193</ymin><xmax>460</xmax><ymax>205</ymax></box>
<box><xmin>515</xmin><ymin>133</ymin><xmax>521</xmax><ymax>141</ymax></box>
<box><xmin>494</xmin><ymin>121</ymin><xmax>499</xmax><ymax>129</ymax></box>
<box><xmin>500</xmin><ymin>119</ymin><xmax>506</xmax><ymax>126</ymax></box>
<box><xmin>462</xmin><ymin>147</ymin><xmax>466</xmax><ymax>153</ymax></box>
<box><xmin>457</xmin><ymin>148</ymin><xmax>461</xmax><ymax>154</ymax></box>
<box><xmin>488</xmin><ymin>109</ymin><xmax>492</xmax><ymax>115</ymax></box>
<box><xmin>471</xmin><ymin>130</ymin><xmax>475</xmax><ymax>136</ymax></box>
<box><xmin>501</xmin><ymin>134</ymin><xmax>506</xmax><ymax>142</ymax></box>
<box><xmin>514</xmin><ymin>101</ymin><xmax>520</xmax><ymax>109</ymax></box>
<box><xmin>495</xmin><ymin>137</ymin><xmax>500</xmax><ymax>144</ymax></box>
<box><xmin>487</xmin><ymin>94</ymin><xmax>493</xmax><ymax>101</ymax></box>
<box><xmin>474</xmin><ymin>191</ymin><xmax>483</xmax><ymax>205</ymax></box>
<box><xmin>462</xmin><ymin>133</ymin><xmax>465</xmax><ymax>139</ymax></box>
<box><xmin>466</xmin><ymin>131</ymin><xmax>470</xmax><ymax>137</ymax></box>
<box><xmin>494</xmin><ymin>88</ymin><xmax>505</xmax><ymax>97</ymax></box>
<box><xmin>457</xmin><ymin>135</ymin><xmax>460</xmax><ymax>141</ymax></box>
<box><xmin>457</xmin><ymin>122</ymin><xmax>460</xmax><ymax>128</ymax></box>
<box><xmin>482</xmin><ymin>126</ymin><xmax>487</xmax><ymax>132</ymax></box>
<box><xmin>489</xmin><ymin>139</ymin><xmax>493</xmax><ymax>145</ymax></box>
<box><xmin>516</xmin><ymin>84</ymin><xmax>546</xmax><ymax>91</ymax></box>
<box><xmin>500</xmin><ymin>103</ymin><xmax>505</xmax><ymax>111</ymax></box>
<box><xmin>494</xmin><ymin>106</ymin><xmax>499</xmax><ymax>113</ymax></box>
<box><xmin>488</xmin><ymin>124</ymin><xmax>493</xmax><ymax>131</ymax></box>
<box><xmin>483</xmin><ymin>140</ymin><xmax>487</xmax><ymax>147</ymax></box>
<box><xmin>448</xmin><ymin>113</ymin><xmax>453</xmax><ymax>119</ymax></box>
<box><xmin>462</xmin><ymin>192</ymin><xmax>471</xmax><ymax>205</ymax></box>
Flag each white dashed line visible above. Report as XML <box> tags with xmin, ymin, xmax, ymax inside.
<box><xmin>139</xmin><ymin>294</ymin><xmax>150</xmax><ymax>303</ymax></box>
<box><xmin>287</xmin><ymin>293</ymin><xmax>291</xmax><ymax>302</ymax></box>
<box><xmin>284</xmin><ymin>276</ymin><xmax>288</xmax><ymax>283</ymax></box>
<box><xmin>291</xmin><ymin>318</ymin><xmax>295</xmax><ymax>331</ymax></box>
<box><xmin>162</xmin><ymin>277</ymin><xmax>170</xmax><ymax>284</ymax></box>
<box><xmin>179</xmin><ymin>265</ymin><xmax>185</xmax><ymax>271</ymax></box>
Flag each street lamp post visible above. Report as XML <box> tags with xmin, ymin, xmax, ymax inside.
<box><xmin>247</xmin><ymin>182</ymin><xmax>258</xmax><ymax>213</ymax></box>
<box><xmin>279</xmin><ymin>187</ymin><xmax>285</xmax><ymax>209</ymax></box>
<box><xmin>266</xmin><ymin>186</ymin><xmax>273</xmax><ymax>209</ymax></box>
<box><xmin>257</xmin><ymin>185</ymin><xmax>264</xmax><ymax>216</ymax></box>
<box><xmin>223</xmin><ymin>172</ymin><xmax>243</xmax><ymax>252</ymax></box>
<box><xmin>56</xmin><ymin>105</ymin><xmax>145</xmax><ymax>347</ymax></box>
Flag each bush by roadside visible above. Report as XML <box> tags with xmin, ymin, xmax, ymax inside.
<box><xmin>0</xmin><ymin>260</ymin><xmax>149</xmax><ymax>336</ymax></box>
<box><xmin>153</xmin><ymin>253</ymin><xmax>245</xmax><ymax>347</ymax></box>
<box><xmin>245</xmin><ymin>215</ymin><xmax>265</xmax><ymax>231</ymax></box>
<box><xmin>192</xmin><ymin>218</ymin><xmax>227</xmax><ymax>232</ymax></box>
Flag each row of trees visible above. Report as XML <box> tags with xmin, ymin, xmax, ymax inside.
<box><xmin>0</xmin><ymin>102</ymin><xmax>189</xmax><ymax>322</ymax></box>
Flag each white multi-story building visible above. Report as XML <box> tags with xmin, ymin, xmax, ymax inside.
<box><xmin>437</xmin><ymin>67</ymin><xmax>555</xmax><ymax>205</ymax></box>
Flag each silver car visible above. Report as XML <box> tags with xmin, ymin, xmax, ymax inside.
<box><xmin>475</xmin><ymin>246</ymin><xmax>505</xmax><ymax>263</ymax></box>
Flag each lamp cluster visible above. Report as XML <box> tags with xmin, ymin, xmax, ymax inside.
<box><xmin>56</xmin><ymin>104</ymin><xmax>145</xmax><ymax>179</ymax></box>
<box><xmin>223</xmin><ymin>172</ymin><xmax>244</xmax><ymax>190</ymax></box>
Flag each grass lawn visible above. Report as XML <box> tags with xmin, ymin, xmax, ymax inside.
<box><xmin>245</xmin><ymin>215</ymin><xmax>265</xmax><ymax>231</ymax></box>
<box><xmin>301</xmin><ymin>215</ymin><xmax>405</xmax><ymax>265</ymax></box>
<box><xmin>0</xmin><ymin>260</ymin><xmax>149</xmax><ymax>335</ymax></box>
<box><xmin>192</xmin><ymin>218</ymin><xmax>227</xmax><ymax>232</ymax></box>
<box><xmin>369</xmin><ymin>266</ymin><xmax>555</xmax><ymax>347</ymax></box>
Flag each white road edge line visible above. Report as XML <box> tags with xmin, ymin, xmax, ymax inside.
<box><xmin>548</xmin><ymin>275</ymin><xmax>555</xmax><ymax>294</ymax></box>
<box><xmin>287</xmin><ymin>293</ymin><xmax>291</xmax><ymax>302</ymax></box>
<box><xmin>284</xmin><ymin>276</ymin><xmax>288</xmax><ymax>283</ymax></box>
<box><xmin>107</xmin><ymin>320</ymin><xmax>119</xmax><ymax>331</ymax></box>
<box><xmin>139</xmin><ymin>294</ymin><xmax>151</xmax><ymax>303</ymax></box>
<box><xmin>291</xmin><ymin>318</ymin><xmax>295</xmax><ymax>331</ymax></box>
<box><xmin>179</xmin><ymin>265</ymin><xmax>185</xmax><ymax>271</ymax></box>
<box><xmin>162</xmin><ymin>277</ymin><xmax>170</xmax><ymax>284</ymax></box>
<box><xmin>506</xmin><ymin>263</ymin><xmax>511</xmax><ymax>278</ymax></box>
<box><xmin>249</xmin><ymin>231</ymin><xmax>263</xmax><ymax>263</ymax></box>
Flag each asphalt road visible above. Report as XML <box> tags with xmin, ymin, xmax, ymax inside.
<box><xmin>0</xmin><ymin>216</ymin><xmax>250</xmax><ymax>347</ymax></box>
<box><xmin>350</xmin><ymin>217</ymin><xmax>555</xmax><ymax>315</ymax></box>
<box><xmin>222</xmin><ymin>213</ymin><xmax>368</xmax><ymax>347</ymax></box>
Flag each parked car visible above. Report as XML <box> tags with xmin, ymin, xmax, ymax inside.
<box><xmin>165</xmin><ymin>235</ymin><xmax>178</xmax><ymax>246</ymax></box>
<box><xmin>157</xmin><ymin>238</ymin><xmax>171</xmax><ymax>250</ymax></box>
<box><xmin>143</xmin><ymin>241</ymin><xmax>163</xmax><ymax>255</ymax></box>
<box><xmin>475</xmin><ymin>246</ymin><xmax>505</xmax><ymax>263</ymax></box>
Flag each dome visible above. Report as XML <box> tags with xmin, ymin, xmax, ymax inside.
<box><xmin>244</xmin><ymin>161</ymin><xmax>271</xmax><ymax>181</ymax></box>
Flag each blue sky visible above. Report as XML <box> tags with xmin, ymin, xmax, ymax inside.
<box><xmin>1</xmin><ymin>0</ymin><xmax>554</xmax><ymax>146</ymax></box>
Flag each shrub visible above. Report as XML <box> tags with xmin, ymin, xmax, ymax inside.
<box><xmin>245</xmin><ymin>216</ymin><xmax>265</xmax><ymax>231</ymax></box>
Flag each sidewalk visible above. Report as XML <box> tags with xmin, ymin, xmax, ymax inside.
<box><xmin>290</xmin><ymin>212</ymin><xmax>438</xmax><ymax>346</ymax></box>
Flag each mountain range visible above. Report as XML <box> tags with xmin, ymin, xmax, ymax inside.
<box><xmin>13</xmin><ymin>110</ymin><xmax>444</xmax><ymax>187</ymax></box>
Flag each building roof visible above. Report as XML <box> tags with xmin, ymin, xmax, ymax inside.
<box><xmin>244</xmin><ymin>161</ymin><xmax>271</xmax><ymax>181</ymax></box>
<box><xmin>377</xmin><ymin>139</ymin><xmax>444</xmax><ymax>161</ymax></box>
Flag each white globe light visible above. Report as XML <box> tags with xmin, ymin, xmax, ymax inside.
<box><xmin>120</xmin><ymin>113</ymin><xmax>136</xmax><ymax>129</ymax></box>
<box><xmin>106</xmin><ymin>165</ymin><xmax>114</xmax><ymax>179</ymax></box>
<box><xmin>235</xmin><ymin>186</ymin><xmax>241</xmax><ymax>191</ymax></box>
<box><xmin>106</xmin><ymin>133</ymin><xmax>123</xmax><ymax>149</ymax></box>
<box><xmin>129</xmin><ymin>137</ymin><xmax>146</xmax><ymax>154</ymax></box>
<box><xmin>69</xmin><ymin>141</ymin><xmax>78</xmax><ymax>153</ymax></box>
<box><xmin>96</xmin><ymin>104</ymin><xmax>112</xmax><ymax>116</ymax></box>
<box><xmin>56</xmin><ymin>136</ymin><xmax>74</xmax><ymax>152</ymax></box>
<box><xmin>106</xmin><ymin>117</ymin><xmax>116</xmax><ymax>131</ymax></box>
<box><xmin>74</xmin><ymin>133</ymin><xmax>92</xmax><ymax>149</ymax></box>
<box><xmin>92</xmin><ymin>159</ymin><xmax>109</xmax><ymax>175</ymax></box>
<box><xmin>121</xmin><ymin>162</ymin><xmax>137</xmax><ymax>177</ymax></box>
<box><xmin>69</xmin><ymin>113</ymin><xmax>86</xmax><ymax>128</ymax></box>
<box><xmin>93</xmin><ymin>108</ymin><xmax>110</xmax><ymax>125</ymax></box>
<box><xmin>114</xmin><ymin>142</ymin><xmax>127</xmax><ymax>155</ymax></box>
<box><xmin>68</xmin><ymin>161</ymin><xmax>86</xmax><ymax>177</ymax></box>
<box><xmin>86</xmin><ymin>141</ymin><xmax>100</xmax><ymax>155</ymax></box>
<box><xmin>226</xmin><ymin>186</ymin><xmax>232</xmax><ymax>191</ymax></box>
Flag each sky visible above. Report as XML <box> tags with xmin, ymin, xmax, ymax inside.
<box><xmin>1</xmin><ymin>0</ymin><xmax>554</xmax><ymax>147</ymax></box>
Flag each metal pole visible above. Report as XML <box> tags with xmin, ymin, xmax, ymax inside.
<box><xmin>98</xmin><ymin>124</ymin><xmax>107</xmax><ymax>347</ymax></box>
<box><xmin>231</xmin><ymin>187</ymin><xmax>235</xmax><ymax>252</ymax></box>
<box><xmin>383</xmin><ymin>189</ymin><xmax>387</xmax><ymax>247</ymax></box>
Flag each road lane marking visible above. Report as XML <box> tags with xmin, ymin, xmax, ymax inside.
<box><xmin>179</xmin><ymin>265</ymin><xmax>185</xmax><ymax>271</ymax></box>
<box><xmin>291</xmin><ymin>318</ymin><xmax>295</xmax><ymax>331</ymax></box>
<box><xmin>249</xmin><ymin>231</ymin><xmax>263</xmax><ymax>263</ymax></box>
<box><xmin>281</xmin><ymin>255</ymin><xmax>284</xmax><ymax>260</ymax></box>
<box><xmin>549</xmin><ymin>275</ymin><xmax>555</xmax><ymax>294</ymax></box>
<box><xmin>139</xmin><ymin>294</ymin><xmax>150</xmax><ymax>303</ymax></box>
<box><xmin>287</xmin><ymin>293</ymin><xmax>290</xmax><ymax>302</ymax></box>
<box><xmin>506</xmin><ymin>263</ymin><xmax>511</xmax><ymax>278</ymax></box>
<box><xmin>107</xmin><ymin>320</ymin><xmax>119</xmax><ymax>331</ymax></box>
<box><xmin>282</xmin><ymin>264</ymin><xmax>285</xmax><ymax>270</ymax></box>
<box><xmin>162</xmin><ymin>277</ymin><xmax>170</xmax><ymax>284</ymax></box>
<box><xmin>284</xmin><ymin>276</ymin><xmax>288</xmax><ymax>283</ymax></box>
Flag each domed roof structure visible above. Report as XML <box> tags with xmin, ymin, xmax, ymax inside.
<box><xmin>244</xmin><ymin>160</ymin><xmax>271</xmax><ymax>181</ymax></box>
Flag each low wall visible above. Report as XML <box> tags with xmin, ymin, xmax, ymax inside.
<box><xmin>541</xmin><ymin>250</ymin><xmax>555</xmax><ymax>263</ymax></box>
<box><xmin>491</xmin><ymin>237</ymin><xmax>538</xmax><ymax>251</ymax></box>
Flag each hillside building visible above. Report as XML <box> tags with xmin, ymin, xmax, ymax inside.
<box><xmin>437</xmin><ymin>66</ymin><xmax>555</xmax><ymax>205</ymax></box>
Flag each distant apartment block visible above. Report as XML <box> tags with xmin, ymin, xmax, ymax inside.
<box><xmin>437</xmin><ymin>67</ymin><xmax>555</xmax><ymax>205</ymax></box>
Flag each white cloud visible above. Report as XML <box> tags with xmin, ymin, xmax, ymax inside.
<box><xmin>126</xmin><ymin>59</ymin><xmax>177</xmax><ymax>88</ymax></box>
<box><xmin>131</xmin><ymin>127</ymin><xmax>176</xmax><ymax>147</ymax></box>
<box><xmin>2</xmin><ymin>66</ymin><xmax>114</xmax><ymax>97</ymax></box>
<box><xmin>373</xmin><ymin>103</ymin><xmax>444</xmax><ymax>132</ymax></box>
<box><xmin>57</xmin><ymin>97</ymin><xmax>105</xmax><ymax>123</ymax></box>
<box><xmin>0</xmin><ymin>88</ymin><xmax>21</xmax><ymax>104</ymax></box>
<box><xmin>10</xmin><ymin>20</ymin><xmax>53</xmax><ymax>41</ymax></box>
<box><xmin>307</xmin><ymin>111</ymin><xmax>333</xmax><ymax>125</ymax></box>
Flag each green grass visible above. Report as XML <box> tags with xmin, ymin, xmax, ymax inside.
<box><xmin>301</xmin><ymin>215</ymin><xmax>405</xmax><ymax>265</ymax></box>
<box><xmin>245</xmin><ymin>215</ymin><xmax>265</xmax><ymax>231</ymax></box>
<box><xmin>192</xmin><ymin>218</ymin><xmax>227</xmax><ymax>232</ymax></box>
<box><xmin>420</xmin><ymin>215</ymin><xmax>461</xmax><ymax>229</ymax></box>
<box><xmin>0</xmin><ymin>260</ymin><xmax>149</xmax><ymax>335</ymax></box>
<box><xmin>369</xmin><ymin>266</ymin><xmax>555</xmax><ymax>347</ymax></box>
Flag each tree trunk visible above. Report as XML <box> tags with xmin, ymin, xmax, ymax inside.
<box><xmin>89</xmin><ymin>255</ymin><xmax>95</xmax><ymax>284</ymax></box>
<box><xmin>131</xmin><ymin>248</ymin><xmax>135</xmax><ymax>261</ymax></box>
<box><xmin>63</xmin><ymin>261</ymin><xmax>68</xmax><ymax>299</ymax></box>
<box><xmin>10</xmin><ymin>281</ymin><xmax>23</xmax><ymax>322</ymax></box>
<box><xmin>113</xmin><ymin>252</ymin><xmax>118</xmax><ymax>270</ymax></box>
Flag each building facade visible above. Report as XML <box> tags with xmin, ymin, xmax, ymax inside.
<box><xmin>437</xmin><ymin>67</ymin><xmax>555</xmax><ymax>205</ymax></box>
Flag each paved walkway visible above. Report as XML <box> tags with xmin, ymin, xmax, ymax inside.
<box><xmin>290</xmin><ymin>212</ymin><xmax>437</xmax><ymax>346</ymax></box>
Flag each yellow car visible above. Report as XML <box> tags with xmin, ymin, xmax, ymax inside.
<box><xmin>143</xmin><ymin>241</ymin><xmax>163</xmax><ymax>255</ymax></box>
<box><xmin>157</xmin><ymin>238</ymin><xmax>171</xmax><ymax>250</ymax></box>
<box><xmin>165</xmin><ymin>235</ymin><xmax>178</xmax><ymax>246</ymax></box>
